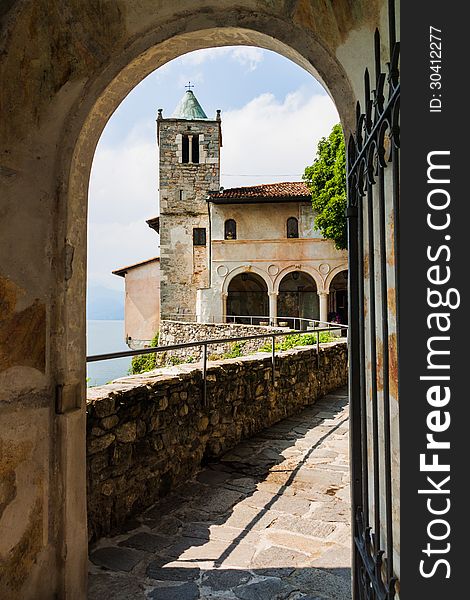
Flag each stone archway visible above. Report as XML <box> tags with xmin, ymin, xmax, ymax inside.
<box><xmin>328</xmin><ymin>268</ymin><xmax>349</xmax><ymax>325</ymax></box>
<box><xmin>226</xmin><ymin>272</ymin><xmax>269</xmax><ymax>324</ymax></box>
<box><xmin>222</xmin><ymin>265</ymin><xmax>274</xmax><ymax>296</ymax></box>
<box><xmin>277</xmin><ymin>271</ymin><xmax>318</xmax><ymax>329</ymax></box>
<box><xmin>0</xmin><ymin>2</ymin><xmax>398</xmax><ymax>598</ymax></box>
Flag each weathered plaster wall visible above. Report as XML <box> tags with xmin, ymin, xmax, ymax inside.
<box><xmin>199</xmin><ymin>239</ymin><xmax>347</xmax><ymax>322</ymax></box>
<box><xmin>121</xmin><ymin>261</ymin><xmax>160</xmax><ymax>348</ymax></box>
<box><xmin>0</xmin><ymin>407</ymin><xmax>55</xmax><ymax>600</ymax></box>
<box><xmin>0</xmin><ymin>0</ymin><xmax>396</xmax><ymax>597</ymax></box>
<box><xmin>86</xmin><ymin>341</ymin><xmax>348</xmax><ymax>541</ymax></box>
<box><xmin>211</xmin><ymin>201</ymin><xmax>318</xmax><ymax>240</ymax></box>
<box><xmin>212</xmin><ymin>239</ymin><xmax>347</xmax><ymax>290</ymax></box>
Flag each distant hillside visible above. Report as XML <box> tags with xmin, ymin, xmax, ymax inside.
<box><xmin>87</xmin><ymin>284</ymin><xmax>124</xmax><ymax>320</ymax></box>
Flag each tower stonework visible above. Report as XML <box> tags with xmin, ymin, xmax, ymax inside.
<box><xmin>157</xmin><ymin>90</ymin><xmax>221</xmax><ymax>319</ymax></box>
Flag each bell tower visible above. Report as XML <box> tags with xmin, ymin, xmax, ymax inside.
<box><xmin>157</xmin><ymin>86</ymin><xmax>222</xmax><ymax>320</ymax></box>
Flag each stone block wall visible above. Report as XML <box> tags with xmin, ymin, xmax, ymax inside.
<box><xmin>86</xmin><ymin>341</ymin><xmax>347</xmax><ymax>541</ymax></box>
<box><xmin>158</xmin><ymin>118</ymin><xmax>221</xmax><ymax>319</ymax></box>
<box><xmin>156</xmin><ymin>320</ymin><xmax>287</xmax><ymax>364</ymax></box>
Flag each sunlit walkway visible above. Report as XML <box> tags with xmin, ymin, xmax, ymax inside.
<box><xmin>88</xmin><ymin>388</ymin><xmax>351</xmax><ymax>600</ymax></box>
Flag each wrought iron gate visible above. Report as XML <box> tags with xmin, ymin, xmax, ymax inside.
<box><xmin>347</xmin><ymin>0</ymin><xmax>400</xmax><ymax>597</ymax></box>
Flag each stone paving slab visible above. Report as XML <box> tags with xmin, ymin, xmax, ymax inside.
<box><xmin>88</xmin><ymin>388</ymin><xmax>351</xmax><ymax>599</ymax></box>
<box><xmin>120</xmin><ymin>532</ymin><xmax>174</xmax><ymax>553</ymax></box>
<box><xmin>90</xmin><ymin>546</ymin><xmax>146</xmax><ymax>572</ymax></box>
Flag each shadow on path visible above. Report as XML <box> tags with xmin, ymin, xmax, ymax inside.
<box><xmin>89</xmin><ymin>387</ymin><xmax>351</xmax><ymax>600</ymax></box>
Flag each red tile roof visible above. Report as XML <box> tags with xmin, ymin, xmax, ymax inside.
<box><xmin>208</xmin><ymin>181</ymin><xmax>311</xmax><ymax>203</ymax></box>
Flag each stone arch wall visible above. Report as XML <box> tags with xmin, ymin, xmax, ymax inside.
<box><xmin>324</xmin><ymin>263</ymin><xmax>349</xmax><ymax>293</ymax></box>
<box><xmin>0</xmin><ymin>2</ymin><xmax>395</xmax><ymax>598</ymax></box>
<box><xmin>226</xmin><ymin>271</ymin><xmax>270</xmax><ymax>321</ymax></box>
<box><xmin>276</xmin><ymin>269</ymin><xmax>320</xmax><ymax>323</ymax></box>
<box><xmin>274</xmin><ymin>264</ymin><xmax>324</xmax><ymax>294</ymax></box>
<box><xmin>222</xmin><ymin>264</ymin><xmax>274</xmax><ymax>295</ymax></box>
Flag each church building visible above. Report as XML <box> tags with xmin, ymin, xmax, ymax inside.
<box><xmin>113</xmin><ymin>88</ymin><xmax>348</xmax><ymax>347</ymax></box>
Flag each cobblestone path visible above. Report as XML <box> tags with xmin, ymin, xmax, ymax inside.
<box><xmin>88</xmin><ymin>388</ymin><xmax>351</xmax><ymax>600</ymax></box>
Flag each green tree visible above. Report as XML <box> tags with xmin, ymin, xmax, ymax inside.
<box><xmin>303</xmin><ymin>123</ymin><xmax>347</xmax><ymax>250</ymax></box>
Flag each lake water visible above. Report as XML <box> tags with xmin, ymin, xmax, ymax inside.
<box><xmin>86</xmin><ymin>320</ymin><xmax>131</xmax><ymax>387</ymax></box>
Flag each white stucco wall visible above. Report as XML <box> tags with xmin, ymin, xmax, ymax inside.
<box><xmin>122</xmin><ymin>261</ymin><xmax>160</xmax><ymax>345</ymax></box>
<box><xmin>195</xmin><ymin>201</ymin><xmax>349</xmax><ymax>323</ymax></box>
<box><xmin>211</xmin><ymin>201</ymin><xmax>323</xmax><ymax>240</ymax></box>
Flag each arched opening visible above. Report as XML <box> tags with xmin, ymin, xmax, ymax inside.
<box><xmin>41</xmin><ymin>30</ymin><xmax>356</xmax><ymax>600</ymax></box>
<box><xmin>69</xmin><ymin>24</ymin><xmax>355</xmax><ymax>399</ymax></box>
<box><xmin>226</xmin><ymin>272</ymin><xmax>269</xmax><ymax>324</ymax></box>
<box><xmin>182</xmin><ymin>133</ymin><xmax>200</xmax><ymax>164</ymax></box>
<box><xmin>287</xmin><ymin>216</ymin><xmax>299</xmax><ymax>238</ymax></box>
<box><xmin>224</xmin><ymin>218</ymin><xmax>237</xmax><ymax>240</ymax></box>
<box><xmin>278</xmin><ymin>271</ymin><xmax>318</xmax><ymax>328</ymax></box>
<box><xmin>329</xmin><ymin>269</ymin><xmax>349</xmax><ymax>325</ymax></box>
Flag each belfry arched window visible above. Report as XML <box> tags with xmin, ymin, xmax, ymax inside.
<box><xmin>287</xmin><ymin>217</ymin><xmax>299</xmax><ymax>238</ymax></box>
<box><xmin>191</xmin><ymin>135</ymin><xmax>199</xmax><ymax>163</ymax></box>
<box><xmin>182</xmin><ymin>135</ymin><xmax>189</xmax><ymax>163</ymax></box>
<box><xmin>224</xmin><ymin>219</ymin><xmax>237</xmax><ymax>240</ymax></box>
<box><xmin>182</xmin><ymin>134</ymin><xmax>199</xmax><ymax>164</ymax></box>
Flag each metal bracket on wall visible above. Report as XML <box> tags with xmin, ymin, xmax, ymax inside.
<box><xmin>55</xmin><ymin>383</ymin><xmax>82</xmax><ymax>415</ymax></box>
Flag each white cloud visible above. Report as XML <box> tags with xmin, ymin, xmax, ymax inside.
<box><xmin>87</xmin><ymin>127</ymin><xmax>159</xmax><ymax>290</ymax></box>
<box><xmin>220</xmin><ymin>89</ymin><xmax>339</xmax><ymax>188</ymax></box>
<box><xmin>179</xmin><ymin>47</ymin><xmax>229</xmax><ymax>66</ymax></box>
<box><xmin>88</xmin><ymin>128</ymin><xmax>158</xmax><ymax>225</ymax></box>
<box><xmin>179</xmin><ymin>46</ymin><xmax>264</xmax><ymax>71</ymax></box>
<box><xmin>176</xmin><ymin>70</ymin><xmax>205</xmax><ymax>90</ymax></box>
<box><xmin>230</xmin><ymin>47</ymin><xmax>264</xmax><ymax>71</ymax></box>
<box><xmin>87</xmin><ymin>220</ymin><xmax>158</xmax><ymax>291</ymax></box>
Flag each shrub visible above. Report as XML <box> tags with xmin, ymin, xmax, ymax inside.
<box><xmin>130</xmin><ymin>332</ymin><xmax>159</xmax><ymax>374</ymax></box>
<box><xmin>259</xmin><ymin>331</ymin><xmax>337</xmax><ymax>353</ymax></box>
<box><xmin>221</xmin><ymin>341</ymin><xmax>246</xmax><ymax>359</ymax></box>
<box><xmin>168</xmin><ymin>355</ymin><xmax>184</xmax><ymax>366</ymax></box>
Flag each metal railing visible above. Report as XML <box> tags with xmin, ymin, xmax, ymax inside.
<box><xmin>126</xmin><ymin>315</ymin><xmax>346</xmax><ymax>351</ymax></box>
<box><xmin>161</xmin><ymin>313</ymin><xmax>199</xmax><ymax>322</ymax></box>
<box><xmin>224</xmin><ymin>315</ymin><xmax>343</xmax><ymax>330</ymax></box>
<box><xmin>162</xmin><ymin>313</ymin><xmax>347</xmax><ymax>331</ymax></box>
<box><xmin>87</xmin><ymin>322</ymin><xmax>348</xmax><ymax>405</ymax></box>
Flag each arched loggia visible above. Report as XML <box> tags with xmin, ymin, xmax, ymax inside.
<box><xmin>277</xmin><ymin>271</ymin><xmax>318</xmax><ymax>329</ymax></box>
<box><xmin>328</xmin><ymin>268</ymin><xmax>349</xmax><ymax>325</ymax></box>
<box><xmin>226</xmin><ymin>272</ymin><xmax>269</xmax><ymax>324</ymax></box>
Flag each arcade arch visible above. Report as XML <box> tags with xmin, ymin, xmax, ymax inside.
<box><xmin>328</xmin><ymin>268</ymin><xmax>349</xmax><ymax>325</ymax></box>
<box><xmin>226</xmin><ymin>272</ymin><xmax>269</xmax><ymax>324</ymax></box>
<box><xmin>277</xmin><ymin>271</ymin><xmax>318</xmax><ymax>328</ymax></box>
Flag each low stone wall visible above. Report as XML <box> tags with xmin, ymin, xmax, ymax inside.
<box><xmin>157</xmin><ymin>320</ymin><xmax>286</xmax><ymax>364</ymax></box>
<box><xmin>86</xmin><ymin>341</ymin><xmax>348</xmax><ymax>541</ymax></box>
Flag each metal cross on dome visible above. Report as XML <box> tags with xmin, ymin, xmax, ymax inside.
<box><xmin>185</xmin><ymin>81</ymin><xmax>194</xmax><ymax>91</ymax></box>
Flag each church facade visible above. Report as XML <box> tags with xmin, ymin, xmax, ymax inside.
<box><xmin>114</xmin><ymin>89</ymin><xmax>348</xmax><ymax>346</ymax></box>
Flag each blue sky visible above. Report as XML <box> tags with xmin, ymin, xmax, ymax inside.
<box><xmin>99</xmin><ymin>47</ymin><xmax>325</xmax><ymax>146</ymax></box>
<box><xmin>87</xmin><ymin>47</ymin><xmax>339</xmax><ymax>294</ymax></box>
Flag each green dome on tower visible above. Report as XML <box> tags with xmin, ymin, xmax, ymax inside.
<box><xmin>172</xmin><ymin>89</ymin><xmax>208</xmax><ymax>120</ymax></box>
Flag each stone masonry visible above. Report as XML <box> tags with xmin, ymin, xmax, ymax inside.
<box><xmin>158</xmin><ymin>113</ymin><xmax>221</xmax><ymax>320</ymax></box>
<box><xmin>157</xmin><ymin>320</ymin><xmax>288</xmax><ymax>364</ymax></box>
<box><xmin>86</xmin><ymin>342</ymin><xmax>347</xmax><ymax>542</ymax></box>
<box><xmin>88</xmin><ymin>388</ymin><xmax>351</xmax><ymax>600</ymax></box>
